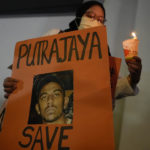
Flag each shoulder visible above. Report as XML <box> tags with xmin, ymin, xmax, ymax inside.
<box><xmin>42</xmin><ymin>29</ymin><xmax>61</xmax><ymax>37</ymax></box>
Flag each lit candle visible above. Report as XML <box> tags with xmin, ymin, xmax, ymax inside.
<box><xmin>131</xmin><ymin>32</ymin><xmax>137</xmax><ymax>39</ymax></box>
<box><xmin>123</xmin><ymin>31</ymin><xmax>139</xmax><ymax>59</ymax></box>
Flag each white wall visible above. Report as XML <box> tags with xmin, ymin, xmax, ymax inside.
<box><xmin>118</xmin><ymin>0</ymin><xmax>150</xmax><ymax>150</ymax></box>
<box><xmin>0</xmin><ymin>0</ymin><xmax>150</xmax><ymax>149</ymax></box>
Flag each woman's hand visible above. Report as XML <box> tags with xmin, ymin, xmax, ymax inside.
<box><xmin>3</xmin><ymin>77</ymin><xmax>18</xmax><ymax>99</ymax></box>
<box><xmin>126</xmin><ymin>56</ymin><xmax>142</xmax><ymax>88</ymax></box>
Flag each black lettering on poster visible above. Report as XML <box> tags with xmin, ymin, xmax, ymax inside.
<box><xmin>16</xmin><ymin>32</ymin><xmax>102</xmax><ymax>69</ymax></box>
<box><xmin>18</xmin><ymin>126</ymin><xmax>73</xmax><ymax>150</ymax></box>
<box><xmin>0</xmin><ymin>108</ymin><xmax>6</xmax><ymax>132</ymax></box>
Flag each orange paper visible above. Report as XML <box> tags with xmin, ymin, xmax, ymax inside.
<box><xmin>0</xmin><ymin>26</ymin><xmax>115</xmax><ymax>150</ymax></box>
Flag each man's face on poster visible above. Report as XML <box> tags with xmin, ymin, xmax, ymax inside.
<box><xmin>35</xmin><ymin>82</ymin><xmax>65</xmax><ymax>123</ymax></box>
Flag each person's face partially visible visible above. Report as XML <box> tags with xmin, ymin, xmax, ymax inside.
<box><xmin>84</xmin><ymin>5</ymin><xmax>105</xmax><ymax>24</ymax></box>
<box><xmin>37</xmin><ymin>82</ymin><xmax>64</xmax><ymax>123</ymax></box>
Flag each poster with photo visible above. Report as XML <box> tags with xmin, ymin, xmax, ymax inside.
<box><xmin>0</xmin><ymin>26</ymin><xmax>115</xmax><ymax>150</ymax></box>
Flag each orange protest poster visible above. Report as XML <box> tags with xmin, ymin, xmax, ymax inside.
<box><xmin>0</xmin><ymin>26</ymin><xmax>115</xmax><ymax>150</ymax></box>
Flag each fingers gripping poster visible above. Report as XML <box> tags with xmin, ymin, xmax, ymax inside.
<box><xmin>0</xmin><ymin>26</ymin><xmax>115</xmax><ymax>150</ymax></box>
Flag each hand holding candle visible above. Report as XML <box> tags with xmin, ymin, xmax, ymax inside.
<box><xmin>123</xmin><ymin>32</ymin><xmax>139</xmax><ymax>59</ymax></box>
<box><xmin>122</xmin><ymin>32</ymin><xmax>142</xmax><ymax>87</ymax></box>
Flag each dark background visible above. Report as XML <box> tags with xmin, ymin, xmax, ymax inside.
<box><xmin>0</xmin><ymin>0</ymin><xmax>83</xmax><ymax>15</ymax></box>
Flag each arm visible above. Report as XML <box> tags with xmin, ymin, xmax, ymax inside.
<box><xmin>126</xmin><ymin>56</ymin><xmax>142</xmax><ymax>89</ymax></box>
<box><xmin>115</xmin><ymin>56</ymin><xmax>142</xmax><ymax>99</ymax></box>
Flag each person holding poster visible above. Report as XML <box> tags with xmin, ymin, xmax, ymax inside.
<box><xmin>1</xmin><ymin>25</ymin><xmax>115</xmax><ymax>150</ymax></box>
<box><xmin>0</xmin><ymin>1</ymin><xmax>142</xmax><ymax>149</ymax></box>
<box><xmin>3</xmin><ymin>0</ymin><xmax>142</xmax><ymax>101</ymax></box>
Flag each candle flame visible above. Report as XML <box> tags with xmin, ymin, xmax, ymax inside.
<box><xmin>131</xmin><ymin>32</ymin><xmax>137</xmax><ymax>39</ymax></box>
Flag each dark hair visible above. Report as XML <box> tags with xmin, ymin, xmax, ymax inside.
<box><xmin>76</xmin><ymin>1</ymin><xmax>105</xmax><ymax>19</ymax></box>
<box><xmin>64</xmin><ymin>1</ymin><xmax>106</xmax><ymax>32</ymax></box>
<box><xmin>33</xmin><ymin>74</ymin><xmax>65</xmax><ymax>103</ymax></box>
